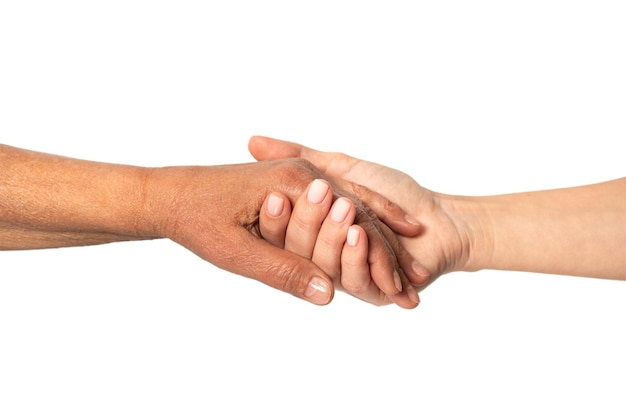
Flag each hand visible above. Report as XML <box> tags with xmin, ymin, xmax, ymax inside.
<box><xmin>249</xmin><ymin>136</ymin><xmax>470</xmax><ymax>290</ymax></box>
<box><xmin>144</xmin><ymin>157</ymin><xmax>426</xmax><ymax>304</ymax></box>
<box><xmin>0</xmin><ymin>144</ymin><xmax>424</xmax><ymax>306</ymax></box>
<box><xmin>259</xmin><ymin>179</ymin><xmax>421</xmax><ymax>308</ymax></box>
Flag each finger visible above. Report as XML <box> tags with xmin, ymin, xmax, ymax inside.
<box><xmin>362</xmin><ymin>222</ymin><xmax>404</xmax><ymax>296</ymax></box>
<box><xmin>259</xmin><ymin>192</ymin><xmax>292</xmax><ymax>247</ymax></box>
<box><xmin>387</xmin><ymin>286</ymin><xmax>420</xmax><ymax>309</ymax></box>
<box><xmin>249</xmin><ymin>135</ymin><xmax>358</xmax><ymax>188</ymax></box>
<box><xmin>284</xmin><ymin>179</ymin><xmax>333</xmax><ymax>259</ymax></box>
<box><xmin>330</xmin><ymin>176</ymin><xmax>430</xmax><ymax>285</ymax></box>
<box><xmin>339</xmin><ymin>180</ymin><xmax>421</xmax><ymax>237</ymax></box>
<box><xmin>311</xmin><ymin>197</ymin><xmax>356</xmax><ymax>280</ymax></box>
<box><xmin>224</xmin><ymin>230</ymin><xmax>335</xmax><ymax>306</ymax></box>
<box><xmin>340</xmin><ymin>226</ymin><xmax>418</xmax><ymax>308</ymax></box>
<box><xmin>376</xmin><ymin>217</ymin><xmax>431</xmax><ymax>286</ymax></box>
<box><xmin>388</xmin><ymin>261</ymin><xmax>421</xmax><ymax>309</ymax></box>
<box><xmin>249</xmin><ymin>135</ymin><xmax>307</xmax><ymax>160</ymax></box>
<box><xmin>340</xmin><ymin>225</ymin><xmax>390</xmax><ymax>306</ymax></box>
<box><xmin>354</xmin><ymin>209</ymin><xmax>425</xmax><ymax>299</ymax></box>
<box><xmin>249</xmin><ymin>135</ymin><xmax>421</xmax><ymax>237</ymax></box>
<box><xmin>249</xmin><ymin>135</ymin><xmax>359</xmax><ymax>182</ymax></box>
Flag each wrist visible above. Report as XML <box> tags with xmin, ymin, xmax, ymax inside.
<box><xmin>435</xmin><ymin>193</ymin><xmax>495</xmax><ymax>274</ymax></box>
<box><xmin>140</xmin><ymin>165</ymin><xmax>208</xmax><ymax>242</ymax></box>
<box><xmin>138</xmin><ymin>166</ymin><xmax>178</xmax><ymax>240</ymax></box>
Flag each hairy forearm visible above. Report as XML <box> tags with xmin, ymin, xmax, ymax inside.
<box><xmin>455</xmin><ymin>178</ymin><xmax>626</xmax><ymax>279</ymax></box>
<box><xmin>0</xmin><ymin>144</ymin><xmax>159</xmax><ymax>249</ymax></box>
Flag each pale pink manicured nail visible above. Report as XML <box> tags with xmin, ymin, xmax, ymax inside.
<box><xmin>331</xmin><ymin>198</ymin><xmax>351</xmax><ymax>223</ymax></box>
<box><xmin>307</xmin><ymin>179</ymin><xmax>329</xmax><ymax>204</ymax></box>
<box><xmin>267</xmin><ymin>193</ymin><xmax>285</xmax><ymax>217</ymax></box>
<box><xmin>347</xmin><ymin>226</ymin><xmax>360</xmax><ymax>247</ymax></box>
<box><xmin>304</xmin><ymin>276</ymin><xmax>331</xmax><ymax>305</ymax></box>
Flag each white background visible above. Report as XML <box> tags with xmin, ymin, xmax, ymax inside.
<box><xmin>1</xmin><ymin>1</ymin><xmax>625</xmax><ymax>416</ymax></box>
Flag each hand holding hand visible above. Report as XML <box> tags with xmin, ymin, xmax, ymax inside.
<box><xmin>144</xmin><ymin>157</ymin><xmax>426</xmax><ymax>304</ymax></box>
<box><xmin>250</xmin><ymin>135</ymin><xmax>626</xmax><ymax>293</ymax></box>
<box><xmin>259</xmin><ymin>179</ymin><xmax>422</xmax><ymax>308</ymax></box>
<box><xmin>249</xmin><ymin>136</ymin><xmax>473</xmax><ymax>290</ymax></box>
<box><xmin>0</xmin><ymin>144</ymin><xmax>425</xmax><ymax>306</ymax></box>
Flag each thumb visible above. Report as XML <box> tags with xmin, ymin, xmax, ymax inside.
<box><xmin>230</xmin><ymin>235</ymin><xmax>335</xmax><ymax>305</ymax></box>
<box><xmin>248</xmin><ymin>135</ymin><xmax>304</xmax><ymax>159</ymax></box>
<box><xmin>249</xmin><ymin>135</ymin><xmax>359</xmax><ymax>179</ymax></box>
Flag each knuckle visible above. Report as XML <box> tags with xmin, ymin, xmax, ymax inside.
<box><xmin>266</xmin><ymin>260</ymin><xmax>307</xmax><ymax>293</ymax></box>
<box><xmin>342</xmin><ymin>280</ymin><xmax>368</xmax><ymax>295</ymax></box>
<box><xmin>273</xmin><ymin>158</ymin><xmax>322</xmax><ymax>195</ymax></box>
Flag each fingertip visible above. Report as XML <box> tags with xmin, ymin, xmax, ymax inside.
<box><xmin>266</xmin><ymin>192</ymin><xmax>286</xmax><ymax>217</ymax></box>
<box><xmin>249</xmin><ymin>134</ymin><xmax>267</xmax><ymax>141</ymax></box>
<box><xmin>346</xmin><ymin>225</ymin><xmax>360</xmax><ymax>247</ymax></box>
<box><xmin>404</xmin><ymin>214</ymin><xmax>423</xmax><ymax>236</ymax></box>
<box><xmin>307</xmin><ymin>179</ymin><xmax>331</xmax><ymax>204</ymax></box>
<box><xmin>410</xmin><ymin>260</ymin><xmax>431</xmax><ymax>285</ymax></box>
<box><xmin>248</xmin><ymin>135</ymin><xmax>272</xmax><ymax>159</ymax></box>
<box><xmin>396</xmin><ymin>248</ymin><xmax>430</xmax><ymax>287</ymax></box>
<box><xmin>248</xmin><ymin>135</ymin><xmax>259</xmax><ymax>149</ymax></box>
<box><xmin>304</xmin><ymin>276</ymin><xmax>334</xmax><ymax>305</ymax></box>
<box><xmin>405</xmin><ymin>214</ymin><xmax>421</xmax><ymax>227</ymax></box>
<box><xmin>393</xmin><ymin>270</ymin><xmax>403</xmax><ymax>293</ymax></box>
<box><xmin>369</xmin><ymin>260</ymin><xmax>403</xmax><ymax>297</ymax></box>
<box><xmin>259</xmin><ymin>192</ymin><xmax>291</xmax><ymax>247</ymax></box>
<box><xmin>390</xmin><ymin>214</ymin><xmax>422</xmax><ymax>237</ymax></box>
<box><xmin>387</xmin><ymin>291</ymin><xmax>420</xmax><ymax>309</ymax></box>
<box><xmin>407</xmin><ymin>285</ymin><xmax>421</xmax><ymax>305</ymax></box>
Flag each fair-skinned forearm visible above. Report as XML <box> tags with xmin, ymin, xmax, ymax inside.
<box><xmin>452</xmin><ymin>178</ymin><xmax>626</xmax><ymax>279</ymax></box>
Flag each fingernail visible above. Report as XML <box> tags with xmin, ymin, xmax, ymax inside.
<box><xmin>307</xmin><ymin>179</ymin><xmax>329</xmax><ymax>204</ymax></box>
<box><xmin>347</xmin><ymin>226</ymin><xmax>360</xmax><ymax>247</ymax></box>
<box><xmin>405</xmin><ymin>214</ymin><xmax>420</xmax><ymax>226</ymax></box>
<box><xmin>412</xmin><ymin>260</ymin><xmax>430</xmax><ymax>281</ymax></box>
<box><xmin>304</xmin><ymin>276</ymin><xmax>331</xmax><ymax>305</ymax></box>
<box><xmin>408</xmin><ymin>286</ymin><xmax>421</xmax><ymax>305</ymax></box>
<box><xmin>331</xmin><ymin>197</ymin><xmax>351</xmax><ymax>223</ymax></box>
<box><xmin>393</xmin><ymin>270</ymin><xmax>402</xmax><ymax>292</ymax></box>
<box><xmin>267</xmin><ymin>193</ymin><xmax>285</xmax><ymax>217</ymax></box>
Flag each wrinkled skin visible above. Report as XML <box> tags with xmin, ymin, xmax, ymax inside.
<box><xmin>0</xmin><ymin>144</ymin><xmax>422</xmax><ymax>306</ymax></box>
